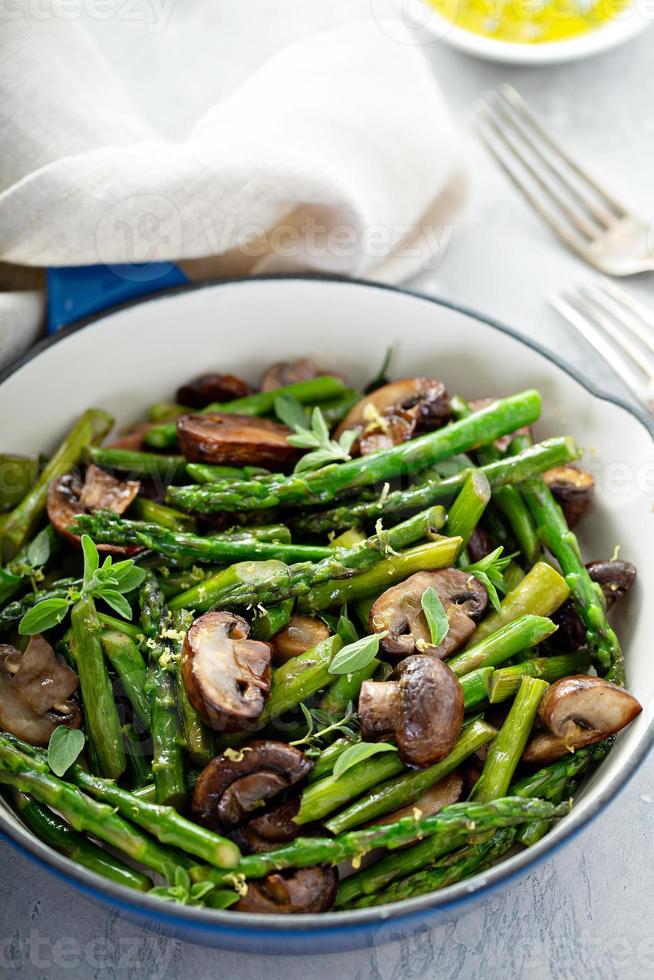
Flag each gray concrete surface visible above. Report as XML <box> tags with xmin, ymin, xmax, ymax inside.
<box><xmin>2</xmin><ymin>2</ymin><xmax>653</xmax><ymax>976</ymax></box>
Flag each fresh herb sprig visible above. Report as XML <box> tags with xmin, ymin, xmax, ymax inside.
<box><xmin>47</xmin><ymin>725</ymin><xmax>85</xmax><ymax>777</ymax></box>
<box><xmin>421</xmin><ymin>587</ymin><xmax>449</xmax><ymax>647</ymax></box>
<box><xmin>467</xmin><ymin>547</ymin><xmax>513</xmax><ymax>611</ymax></box>
<box><xmin>275</xmin><ymin>396</ymin><xmax>357</xmax><ymax>474</ymax></box>
<box><xmin>291</xmin><ymin>702</ymin><xmax>359</xmax><ymax>757</ymax></box>
<box><xmin>149</xmin><ymin>867</ymin><xmax>228</xmax><ymax>908</ymax></box>
<box><xmin>18</xmin><ymin>535</ymin><xmax>146</xmax><ymax>635</ymax></box>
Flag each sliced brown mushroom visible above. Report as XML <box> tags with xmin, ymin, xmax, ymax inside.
<box><xmin>260</xmin><ymin>357</ymin><xmax>337</xmax><ymax>392</ymax></box>
<box><xmin>231</xmin><ymin>797</ymin><xmax>302</xmax><ymax>853</ymax></box>
<box><xmin>0</xmin><ymin>636</ymin><xmax>81</xmax><ymax>746</ymax></box>
<box><xmin>105</xmin><ymin>422</ymin><xmax>156</xmax><ymax>451</ymax></box>
<box><xmin>543</xmin><ymin>464</ymin><xmax>595</xmax><ymax>527</ymax></box>
<box><xmin>47</xmin><ymin>466</ymin><xmax>140</xmax><ymax>553</ymax></box>
<box><xmin>369</xmin><ymin>569</ymin><xmax>488</xmax><ymax>659</ymax></box>
<box><xmin>177</xmin><ymin>413</ymin><xmax>299</xmax><ymax>469</ymax></box>
<box><xmin>522</xmin><ymin>675</ymin><xmax>642</xmax><ymax>764</ymax></box>
<box><xmin>191</xmin><ymin>740</ymin><xmax>311</xmax><ymax>833</ymax></box>
<box><xmin>549</xmin><ymin>559</ymin><xmax>637</xmax><ymax>652</ymax></box>
<box><xmin>270</xmin><ymin>615</ymin><xmax>331</xmax><ymax>664</ymax></box>
<box><xmin>359</xmin><ymin>656</ymin><xmax>464</xmax><ymax>767</ymax></box>
<box><xmin>183</xmin><ymin>612</ymin><xmax>272</xmax><ymax>732</ymax></box>
<box><xmin>177</xmin><ymin>373</ymin><xmax>252</xmax><ymax>409</ymax></box>
<box><xmin>381</xmin><ymin>773</ymin><xmax>463</xmax><ymax>824</ymax></box>
<box><xmin>234</xmin><ymin>865</ymin><xmax>338</xmax><ymax>914</ymax></box>
<box><xmin>335</xmin><ymin>378</ymin><xmax>450</xmax><ymax>455</ymax></box>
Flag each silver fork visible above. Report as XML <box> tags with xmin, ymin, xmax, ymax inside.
<box><xmin>476</xmin><ymin>85</ymin><xmax>654</xmax><ymax>276</ymax></box>
<box><xmin>552</xmin><ymin>281</ymin><xmax>654</xmax><ymax>411</ymax></box>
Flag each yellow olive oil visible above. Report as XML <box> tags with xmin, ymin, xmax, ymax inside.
<box><xmin>428</xmin><ymin>0</ymin><xmax>629</xmax><ymax>43</ymax></box>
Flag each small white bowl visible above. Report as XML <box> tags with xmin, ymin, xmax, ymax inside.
<box><xmin>410</xmin><ymin>0</ymin><xmax>651</xmax><ymax>63</ymax></box>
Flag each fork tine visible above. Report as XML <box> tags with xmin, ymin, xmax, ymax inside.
<box><xmin>551</xmin><ymin>295</ymin><xmax>652</xmax><ymax>401</ymax></box>
<box><xmin>479</xmin><ymin>97</ymin><xmax>600</xmax><ymax>242</ymax></box>
<box><xmin>500</xmin><ymin>85</ymin><xmax>628</xmax><ymax>221</ymax></box>
<box><xmin>583</xmin><ymin>285</ymin><xmax>654</xmax><ymax>357</ymax></box>
<box><xmin>475</xmin><ymin>109</ymin><xmax>592</xmax><ymax>261</ymax></box>
<box><xmin>493</xmin><ymin>89</ymin><xmax>614</xmax><ymax>234</ymax></box>
<box><xmin>572</xmin><ymin>292</ymin><xmax>654</xmax><ymax>378</ymax></box>
<box><xmin>598</xmin><ymin>279</ymin><xmax>654</xmax><ymax>328</ymax></box>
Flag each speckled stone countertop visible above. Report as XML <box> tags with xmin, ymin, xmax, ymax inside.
<box><xmin>2</xmin><ymin>3</ymin><xmax>653</xmax><ymax>976</ymax></box>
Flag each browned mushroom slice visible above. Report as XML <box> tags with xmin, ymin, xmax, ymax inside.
<box><xmin>549</xmin><ymin>559</ymin><xmax>637</xmax><ymax>652</ymax></box>
<box><xmin>260</xmin><ymin>357</ymin><xmax>334</xmax><ymax>392</ymax></box>
<box><xmin>0</xmin><ymin>636</ymin><xmax>81</xmax><ymax>746</ymax></box>
<box><xmin>177</xmin><ymin>373</ymin><xmax>252</xmax><ymax>409</ymax></box>
<box><xmin>105</xmin><ymin>422</ymin><xmax>156</xmax><ymax>451</ymax></box>
<box><xmin>270</xmin><ymin>615</ymin><xmax>331</xmax><ymax>664</ymax></box>
<box><xmin>231</xmin><ymin>797</ymin><xmax>302</xmax><ymax>853</ymax></box>
<box><xmin>543</xmin><ymin>464</ymin><xmax>595</xmax><ymax>527</ymax></box>
<box><xmin>466</xmin><ymin>524</ymin><xmax>495</xmax><ymax>564</ymax></box>
<box><xmin>191</xmin><ymin>740</ymin><xmax>311</xmax><ymax>832</ymax></box>
<box><xmin>234</xmin><ymin>865</ymin><xmax>338</xmax><ymax>914</ymax></box>
<box><xmin>177</xmin><ymin>413</ymin><xmax>299</xmax><ymax>469</ymax></box>
<box><xmin>369</xmin><ymin>569</ymin><xmax>488</xmax><ymax>658</ymax></box>
<box><xmin>335</xmin><ymin>378</ymin><xmax>450</xmax><ymax>456</ymax></box>
<box><xmin>522</xmin><ymin>675</ymin><xmax>642</xmax><ymax>764</ymax></box>
<box><xmin>359</xmin><ymin>656</ymin><xmax>464</xmax><ymax>768</ymax></box>
<box><xmin>183</xmin><ymin>612</ymin><xmax>272</xmax><ymax>732</ymax></box>
<box><xmin>381</xmin><ymin>773</ymin><xmax>463</xmax><ymax>824</ymax></box>
<box><xmin>47</xmin><ymin>467</ymin><xmax>140</xmax><ymax>553</ymax></box>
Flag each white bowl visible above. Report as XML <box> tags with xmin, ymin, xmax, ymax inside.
<box><xmin>410</xmin><ymin>0</ymin><xmax>651</xmax><ymax>63</ymax></box>
<box><xmin>0</xmin><ymin>276</ymin><xmax>652</xmax><ymax>950</ymax></box>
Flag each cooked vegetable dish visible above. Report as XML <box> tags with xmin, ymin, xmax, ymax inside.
<box><xmin>0</xmin><ymin>355</ymin><xmax>641</xmax><ymax>914</ymax></box>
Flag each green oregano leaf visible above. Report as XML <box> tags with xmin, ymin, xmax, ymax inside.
<box><xmin>47</xmin><ymin>726</ymin><xmax>85</xmax><ymax>777</ymax></box>
<box><xmin>18</xmin><ymin>597</ymin><xmax>71</xmax><ymax>636</ymax></box>
<box><xmin>328</xmin><ymin>631</ymin><xmax>387</xmax><ymax>675</ymax></box>
<box><xmin>421</xmin><ymin>587</ymin><xmax>449</xmax><ymax>647</ymax></box>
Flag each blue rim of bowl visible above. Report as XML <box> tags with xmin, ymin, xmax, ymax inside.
<box><xmin>0</xmin><ymin>273</ymin><xmax>652</xmax><ymax>937</ymax></box>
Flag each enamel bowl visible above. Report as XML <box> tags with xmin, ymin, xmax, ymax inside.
<box><xmin>0</xmin><ymin>276</ymin><xmax>652</xmax><ymax>953</ymax></box>
<box><xmin>410</xmin><ymin>0</ymin><xmax>651</xmax><ymax>64</ymax></box>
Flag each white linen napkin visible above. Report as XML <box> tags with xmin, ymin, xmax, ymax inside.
<box><xmin>0</xmin><ymin>6</ymin><xmax>468</xmax><ymax>367</ymax></box>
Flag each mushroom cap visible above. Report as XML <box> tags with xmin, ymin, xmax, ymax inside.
<box><xmin>0</xmin><ymin>636</ymin><xmax>81</xmax><ymax>746</ymax></box>
<box><xmin>543</xmin><ymin>464</ymin><xmax>595</xmax><ymax>527</ymax></box>
<box><xmin>369</xmin><ymin>569</ymin><xmax>488</xmax><ymax>658</ymax></box>
<box><xmin>586</xmin><ymin>559</ymin><xmax>637</xmax><ymax>610</ymax></box>
<box><xmin>182</xmin><ymin>612</ymin><xmax>272</xmax><ymax>732</ymax></box>
<box><xmin>177</xmin><ymin>413</ymin><xmax>299</xmax><ymax>468</ymax></box>
<box><xmin>234</xmin><ymin>865</ymin><xmax>338</xmax><ymax>914</ymax></box>
<box><xmin>47</xmin><ymin>468</ymin><xmax>140</xmax><ymax>554</ymax></box>
<box><xmin>359</xmin><ymin>656</ymin><xmax>464</xmax><ymax>768</ymax></box>
<box><xmin>176</xmin><ymin>373</ymin><xmax>252</xmax><ymax>409</ymax></box>
<box><xmin>335</xmin><ymin>378</ymin><xmax>450</xmax><ymax>455</ymax></box>
<box><xmin>270</xmin><ymin>615</ymin><xmax>331</xmax><ymax>664</ymax></box>
<box><xmin>260</xmin><ymin>357</ymin><xmax>333</xmax><ymax>391</ymax></box>
<box><xmin>540</xmin><ymin>675</ymin><xmax>642</xmax><ymax>740</ymax></box>
<box><xmin>191</xmin><ymin>740</ymin><xmax>312</xmax><ymax>833</ymax></box>
<box><xmin>523</xmin><ymin>675</ymin><xmax>642</xmax><ymax>763</ymax></box>
<box><xmin>394</xmin><ymin>657</ymin><xmax>464</xmax><ymax>767</ymax></box>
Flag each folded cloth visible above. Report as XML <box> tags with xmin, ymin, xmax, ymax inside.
<box><xmin>0</xmin><ymin>5</ymin><xmax>467</xmax><ymax>368</ymax></box>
